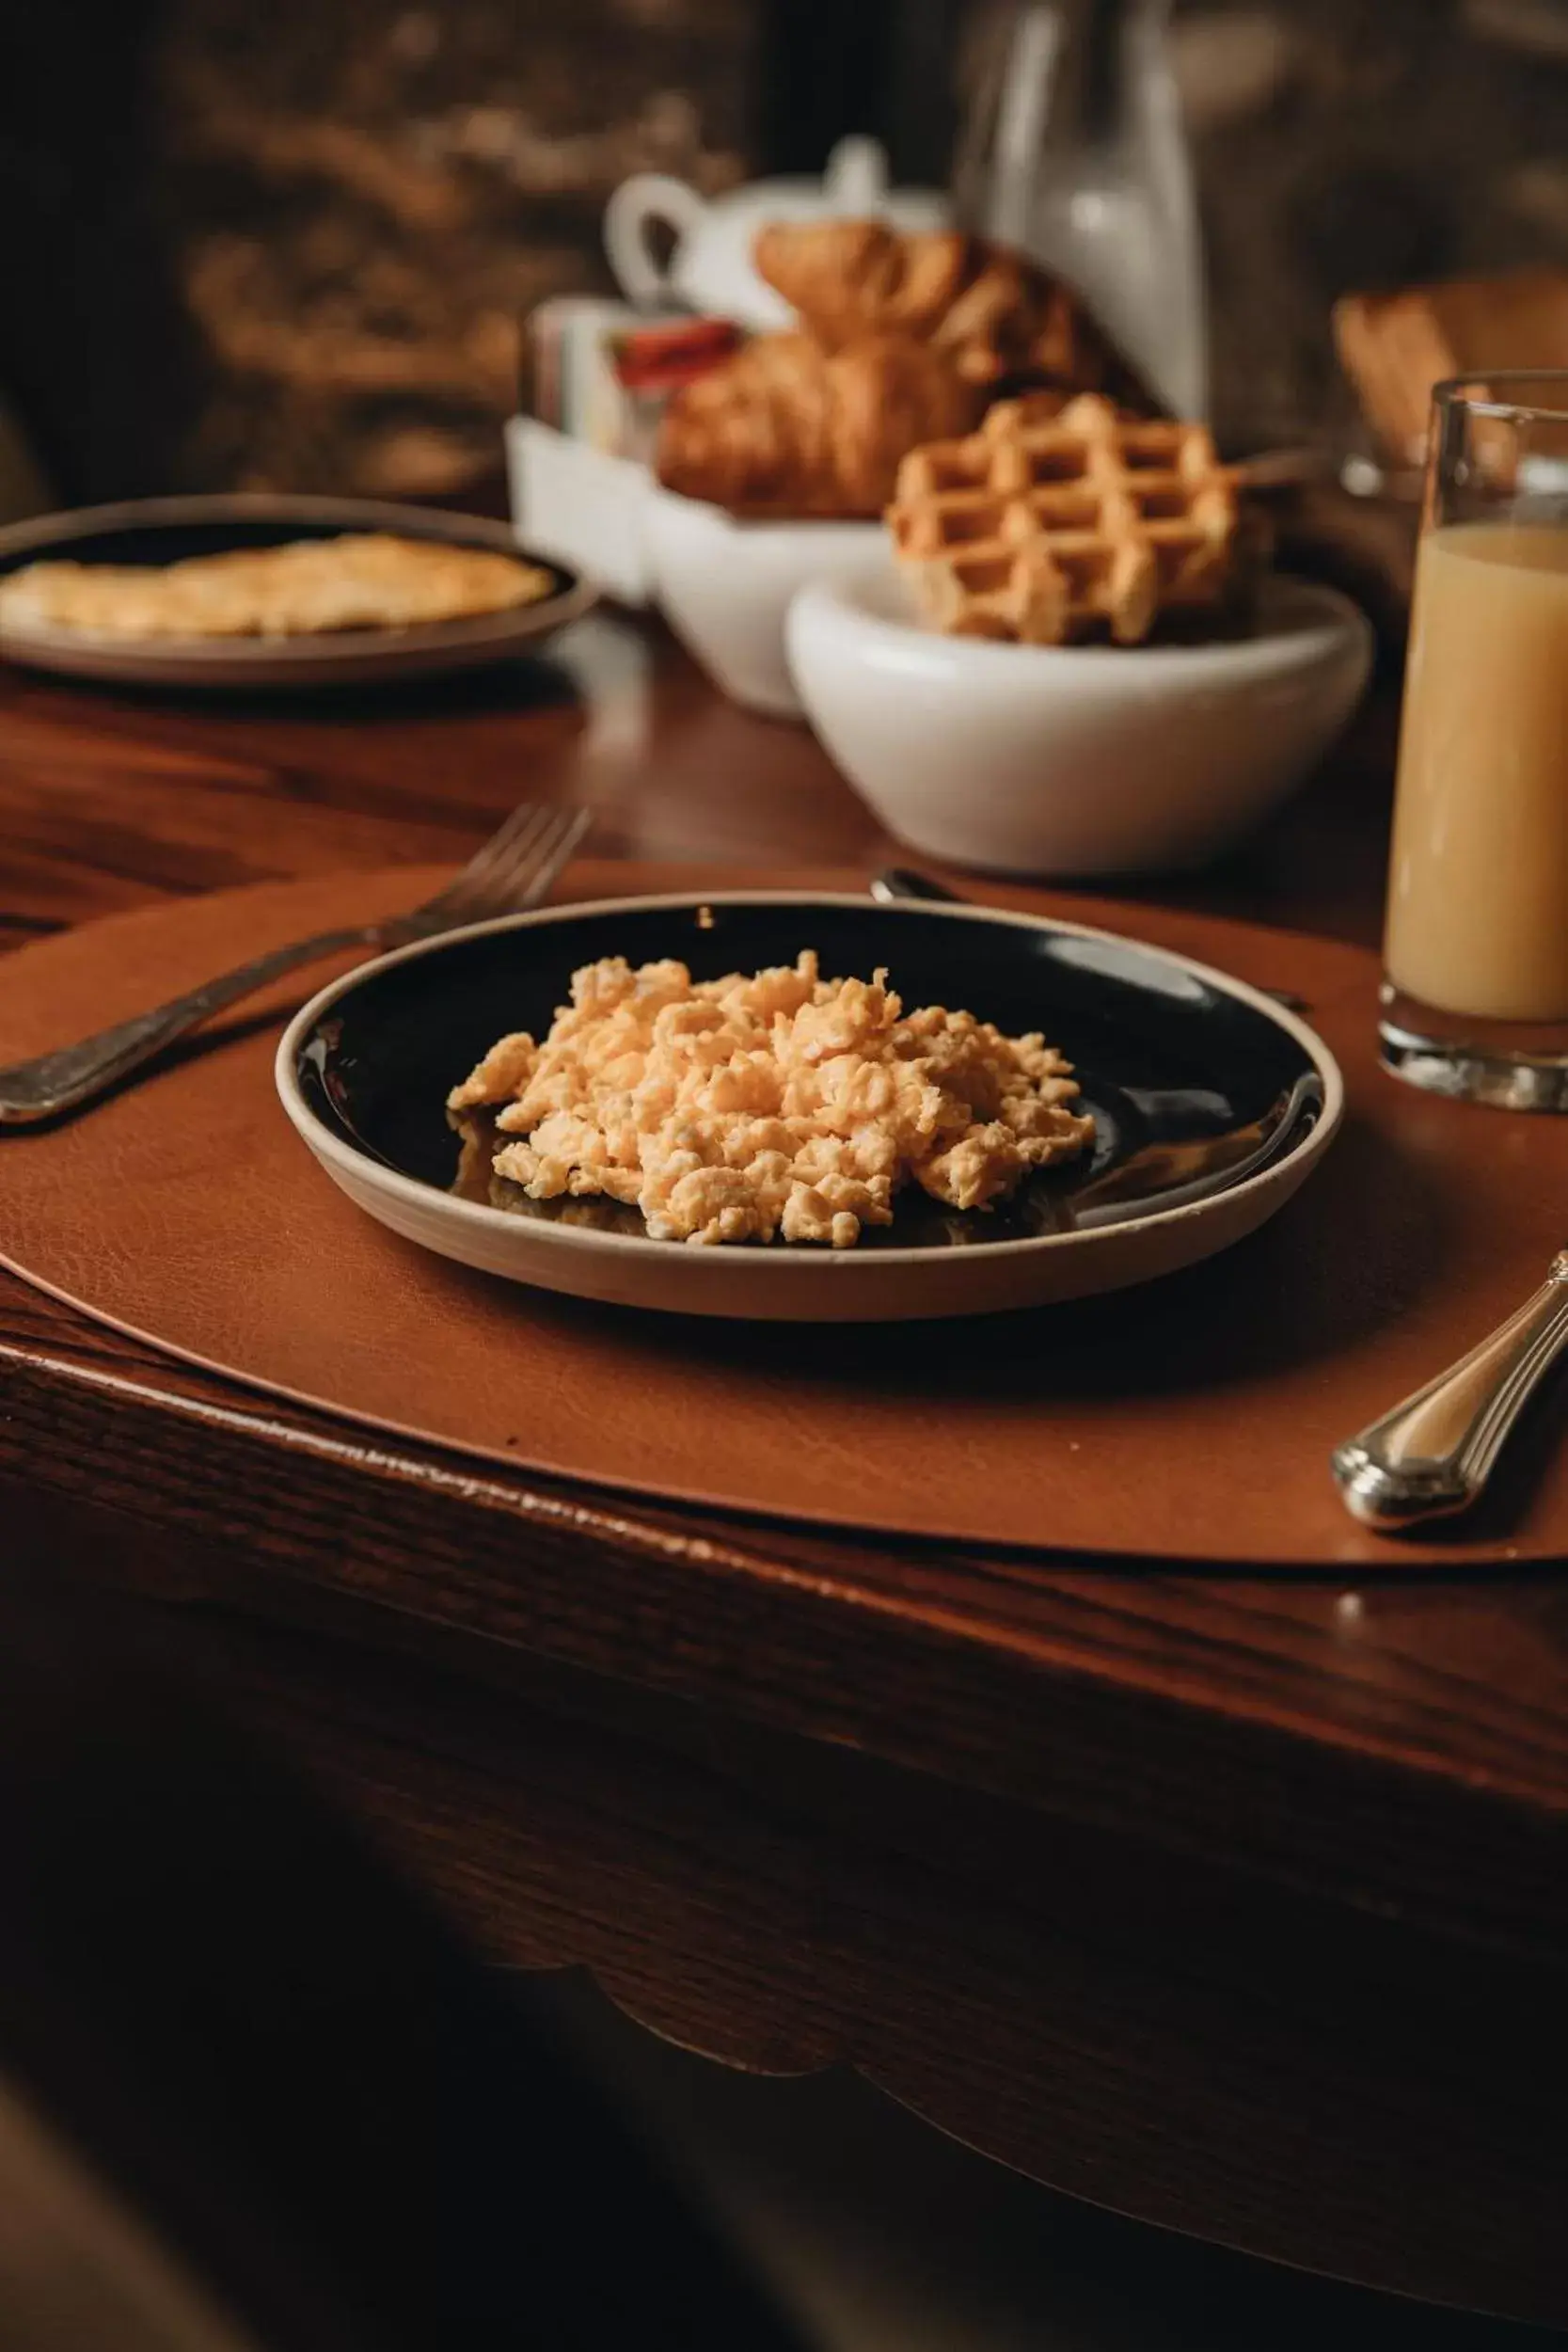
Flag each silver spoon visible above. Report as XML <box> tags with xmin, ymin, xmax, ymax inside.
<box><xmin>1332</xmin><ymin>1254</ymin><xmax>1568</xmax><ymax>1530</ymax></box>
<box><xmin>870</xmin><ymin>868</ymin><xmax>1311</xmax><ymax>1011</ymax></box>
<box><xmin>870</xmin><ymin>867</ymin><xmax>962</xmax><ymax>905</ymax></box>
<box><xmin>876</xmin><ymin>873</ymin><xmax>1560</xmax><ymax>1533</ymax></box>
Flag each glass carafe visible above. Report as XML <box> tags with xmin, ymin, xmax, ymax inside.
<box><xmin>954</xmin><ymin>0</ymin><xmax>1207</xmax><ymax>420</ymax></box>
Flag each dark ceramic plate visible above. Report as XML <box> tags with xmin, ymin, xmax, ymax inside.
<box><xmin>0</xmin><ymin>493</ymin><xmax>595</xmax><ymax>691</ymax></box>
<box><xmin>277</xmin><ymin>894</ymin><xmax>1343</xmax><ymax>1322</ymax></box>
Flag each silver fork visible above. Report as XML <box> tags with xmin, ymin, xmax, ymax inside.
<box><xmin>0</xmin><ymin>801</ymin><xmax>591</xmax><ymax>1125</ymax></box>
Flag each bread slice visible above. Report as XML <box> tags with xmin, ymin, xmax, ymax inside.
<box><xmin>1335</xmin><ymin>269</ymin><xmax>1568</xmax><ymax>466</ymax></box>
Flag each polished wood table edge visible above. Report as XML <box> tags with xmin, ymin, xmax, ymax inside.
<box><xmin>144</xmin><ymin>1590</ymin><xmax>1567</xmax><ymax>2322</ymax></box>
<box><xmin>57</xmin><ymin>1573</ymin><xmax>1551</xmax><ymax>2329</ymax></box>
<box><xmin>8</xmin><ymin>1267</ymin><xmax>1567</xmax><ymax>1972</ymax></box>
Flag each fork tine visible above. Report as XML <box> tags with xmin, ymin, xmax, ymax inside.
<box><xmin>456</xmin><ymin>807</ymin><xmax>558</xmax><ymax>900</ymax></box>
<box><xmin>420</xmin><ymin>802</ymin><xmax>590</xmax><ymax>926</ymax></box>
<box><xmin>453</xmin><ymin>801</ymin><xmax>556</xmax><ymax>890</ymax></box>
<box><xmin>485</xmin><ymin>805</ymin><xmax>591</xmax><ymax>910</ymax></box>
<box><xmin>458</xmin><ymin>804</ymin><xmax>577</xmax><ymax>910</ymax></box>
<box><xmin>417</xmin><ymin>803</ymin><xmax>555</xmax><ymax>920</ymax></box>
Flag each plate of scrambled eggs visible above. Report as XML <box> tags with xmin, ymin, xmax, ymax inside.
<box><xmin>277</xmin><ymin>895</ymin><xmax>1341</xmax><ymax>1321</ymax></box>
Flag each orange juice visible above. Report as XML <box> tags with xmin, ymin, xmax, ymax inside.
<box><xmin>1386</xmin><ymin>520</ymin><xmax>1568</xmax><ymax>1022</ymax></box>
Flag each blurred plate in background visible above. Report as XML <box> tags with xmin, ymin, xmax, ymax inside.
<box><xmin>0</xmin><ymin>492</ymin><xmax>596</xmax><ymax>691</ymax></box>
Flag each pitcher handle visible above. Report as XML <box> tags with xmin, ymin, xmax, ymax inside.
<box><xmin>604</xmin><ymin>174</ymin><xmax>709</xmax><ymax>307</ymax></box>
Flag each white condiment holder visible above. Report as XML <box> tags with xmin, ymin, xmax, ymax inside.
<box><xmin>506</xmin><ymin>416</ymin><xmax>655</xmax><ymax>606</ymax></box>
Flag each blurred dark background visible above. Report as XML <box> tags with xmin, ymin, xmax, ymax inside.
<box><xmin>4</xmin><ymin>0</ymin><xmax>1568</xmax><ymax>505</ymax></box>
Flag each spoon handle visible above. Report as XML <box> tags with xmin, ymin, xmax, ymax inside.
<box><xmin>870</xmin><ymin>867</ymin><xmax>961</xmax><ymax>903</ymax></box>
<box><xmin>870</xmin><ymin>868</ymin><xmax>1311</xmax><ymax>1011</ymax></box>
<box><xmin>1332</xmin><ymin>1253</ymin><xmax>1568</xmax><ymax>1529</ymax></box>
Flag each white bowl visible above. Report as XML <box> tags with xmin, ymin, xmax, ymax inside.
<box><xmin>642</xmin><ymin>487</ymin><xmax>883</xmax><ymax>718</ymax></box>
<box><xmin>786</xmin><ymin>564</ymin><xmax>1374</xmax><ymax>876</ymax></box>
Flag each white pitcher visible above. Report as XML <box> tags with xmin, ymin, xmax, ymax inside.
<box><xmin>604</xmin><ymin>135</ymin><xmax>949</xmax><ymax>330</ymax></box>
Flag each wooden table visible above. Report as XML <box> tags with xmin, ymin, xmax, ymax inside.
<box><xmin>3</xmin><ymin>612</ymin><xmax>1565</xmax><ymax>2326</ymax></box>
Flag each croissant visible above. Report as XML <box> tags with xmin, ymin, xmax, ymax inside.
<box><xmin>655</xmin><ymin>331</ymin><xmax>985</xmax><ymax>516</ymax></box>
<box><xmin>752</xmin><ymin>221</ymin><xmax>1155</xmax><ymax>408</ymax></box>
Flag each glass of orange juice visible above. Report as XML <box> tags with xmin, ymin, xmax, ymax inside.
<box><xmin>1383</xmin><ymin>371</ymin><xmax>1568</xmax><ymax>1107</ymax></box>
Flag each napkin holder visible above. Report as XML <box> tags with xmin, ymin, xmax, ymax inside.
<box><xmin>507</xmin><ymin>418</ymin><xmax>654</xmax><ymax>606</ymax></box>
<box><xmin>508</xmin><ymin>294</ymin><xmax>740</xmax><ymax>606</ymax></box>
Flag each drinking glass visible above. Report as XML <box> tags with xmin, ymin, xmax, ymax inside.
<box><xmin>1382</xmin><ymin>371</ymin><xmax>1568</xmax><ymax>1108</ymax></box>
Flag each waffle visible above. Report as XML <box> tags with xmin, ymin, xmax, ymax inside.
<box><xmin>887</xmin><ymin>394</ymin><xmax>1240</xmax><ymax>644</ymax></box>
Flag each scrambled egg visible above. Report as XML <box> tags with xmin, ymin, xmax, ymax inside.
<box><xmin>448</xmin><ymin>951</ymin><xmax>1094</xmax><ymax>1248</ymax></box>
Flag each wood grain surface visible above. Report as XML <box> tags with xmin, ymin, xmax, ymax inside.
<box><xmin>3</xmin><ymin>599</ymin><xmax>1565</xmax><ymax>2322</ymax></box>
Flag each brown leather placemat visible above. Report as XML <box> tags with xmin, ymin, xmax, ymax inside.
<box><xmin>3</xmin><ymin>859</ymin><xmax>1566</xmax><ymax>1567</ymax></box>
